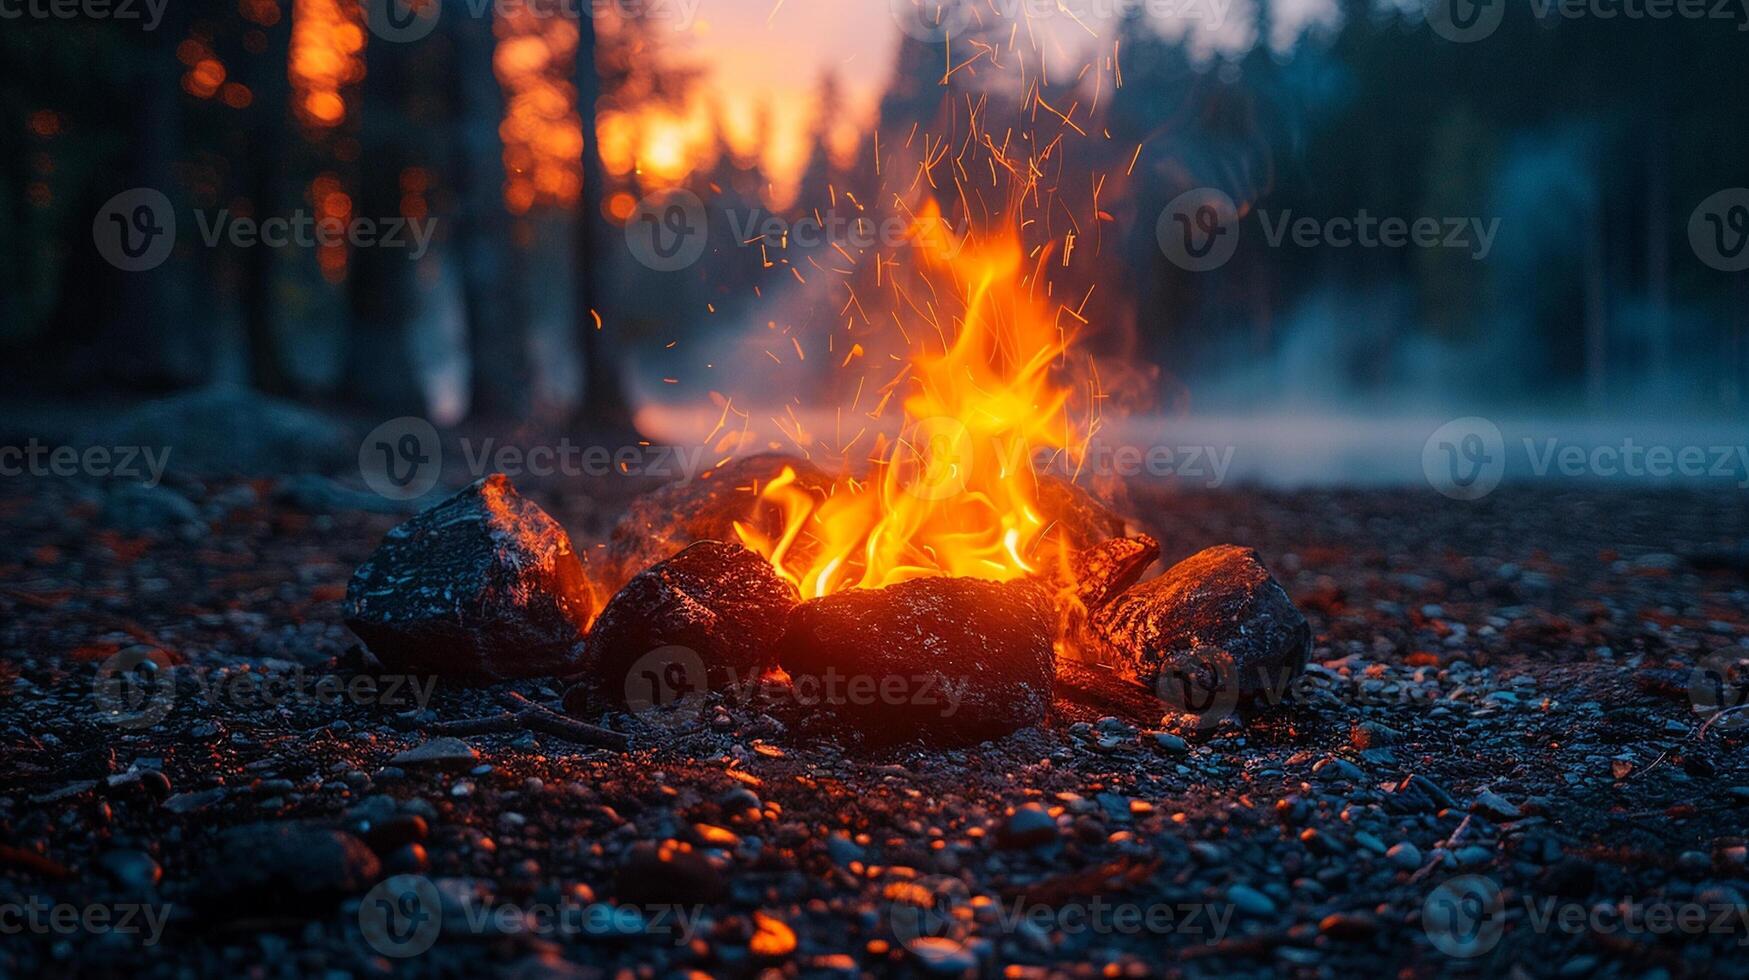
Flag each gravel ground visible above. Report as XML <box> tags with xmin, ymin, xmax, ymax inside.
<box><xmin>2</xmin><ymin>473</ymin><xmax>1748</xmax><ymax>978</ymax></box>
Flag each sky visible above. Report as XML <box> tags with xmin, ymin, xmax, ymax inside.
<box><xmin>651</xmin><ymin>0</ymin><xmax>1337</xmax><ymax>195</ymax></box>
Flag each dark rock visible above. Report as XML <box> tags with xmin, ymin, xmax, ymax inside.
<box><xmin>605</xmin><ymin>453</ymin><xmax>831</xmax><ymax>590</ymax></box>
<box><xmin>774</xmin><ymin>577</ymin><xmax>1055</xmax><ymax>746</ymax></box>
<box><xmin>1089</xmin><ymin>545</ymin><xmax>1310</xmax><ymax>709</ymax></box>
<box><xmin>100</xmin><ymin>484</ymin><xmax>202</xmax><ymax>536</ymax></box>
<box><xmin>344</xmin><ymin>474</ymin><xmax>596</xmax><ymax>682</ymax></box>
<box><xmin>614</xmin><ymin>840</ymin><xmax>726</xmax><ymax>906</ymax></box>
<box><xmin>199</xmin><ymin>822</ymin><xmax>380</xmax><ymax>915</ymax></box>
<box><xmin>1318</xmin><ymin>912</ymin><xmax>1379</xmax><ymax>940</ymax></box>
<box><xmin>585</xmin><ymin>540</ymin><xmax>796</xmax><ymax>705</ymax></box>
<box><xmin>97</xmin><ymin>385</ymin><xmax>352</xmax><ymax>476</ymax></box>
<box><xmin>97</xmin><ymin>850</ymin><xmax>162</xmax><ymax>892</ymax></box>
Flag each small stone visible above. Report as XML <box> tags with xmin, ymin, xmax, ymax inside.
<box><xmin>997</xmin><ymin>803</ymin><xmax>1059</xmax><ymax>850</ymax></box>
<box><xmin>1226</xmin><ymin>883</ymin><xmax>1276</xmax><ymax>917</ymax></box>
<box><xmin>97</xmin><ymin>850</ymin><xmax>162</xmax><ymax>892</ymax></box>
<box><xmin>199</xmin><ymin>822</ymin><xmax>380</xmax><ymax>915</ymax></box>
<box><xmin>1155</xmin><ymin>732</ymin><xmax>1189</xmax><ymax>755</ymax></box>
<box><xmin>1471</xmin><ymin>790</ymin><xmax>1522</xmax><ymax>821</ymax></box>
<box><xmin>908</xmin><ymin>937</ymin><xmax>978</xmax><ymax>974</ymax></box>
<box><xmin>614</xmin><ymin>840</ymin><xmax>725</xmax><ymax>906</ymax></box>
<box><xmin>1387</xmin><ymin>843</ymin><xmax>1422</xmax><ymax>871</ymax></box>
<box><xmin>1318</xmin><ymin>912</ymin><xmax>1378</xmax><ymax>940</ymax></box>
<box><xmin>826</xmin><ymin>835</ymin><xmax>866</xmax><ymax>868</ymax></box>
<box><xmin>391</xmin><ymin>737</ymin><xmax>479</xmax><ymax>769</ymax></box>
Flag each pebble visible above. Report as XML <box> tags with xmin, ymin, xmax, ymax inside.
<box><xmin>97</xmin><ymin>850</ymin><xmax>162</xmax><ymax>892</ymax></box>
<box><xmin>391</xmin><ymin>737</ymin><xmax>480</xmax><ymax>769</ymax></box>
<box><xmin>1471</xmin><ymin>790</ymin><xmax>1522</xmax><ymax>821</ymax></box>
<box><xmin>1387</xmin><ymin>842</ymin><xmax>1422</xmax><ymax>870</ymax></box>
<box><xmin>909</xmin><ymin>938</ymin><xmax>977</xmax><ymax>974</ymax></box>
<box><xmin>996</xmin><ymin>804</ymin><xmax>1059</xmax><ymax>849</ymax></box>
<box><xmin>1226</xmin><ymin>883</ymin><xmax>1276</xmax><ymax>916</ymax></box>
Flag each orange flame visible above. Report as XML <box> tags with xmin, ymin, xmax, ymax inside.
<box><xmin>734</xmin><ymin>198</ymin><xmax>1096</xmax><ymax>599</ymax></box>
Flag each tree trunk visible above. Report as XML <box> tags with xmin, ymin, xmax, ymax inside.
<box><xmin>455</xmin><ymin>7</ymin><xmax>531</xmax><ymax>421</ymax></box>
<box><xmin>342</xmin><ymin>29</ymin><xmax>426</xmax><ymax>416</ymax></box>
<box><xmin>241</xmin><ymin>1</ymin><xmax>295</xmax><ymax>395</ymax></box>
<box><xmin>571</xmin><ymin>8</ymin><xmax>634</xmax><ymax>436</ymax></box>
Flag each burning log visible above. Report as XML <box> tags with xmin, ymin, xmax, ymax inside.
<box><xmin>1088</xmin><ymin>545</ymin><xmax>1310</xmax><ymax>717</ymax></box>
<box><xmin>583</xmin><ymin>540</ymin><xmax>796</xmax><ymax>708</ymax></box>
<box><xmin>1067</xmin><ymin>533</ymin><xmax>1160</xmax><ymax>612</ymax></box>
<box><xmin>603</xmin><ymin>453</ymin><xmax>830</xmax><ymax>592</ymax></box>
<box><xmin>773</xmin><ymin>577</ymin><xmax>1055</xmax><ymax>746</ymax></box>
<box><xmin>1038</xmin><ymin>474</ymin><xmax>1132</xmax><ymax>552</ymax></box>
<box><xmin>343</xmin><ymin>474</ymin><xmax>596</xmax><ymax>683</ymax></box>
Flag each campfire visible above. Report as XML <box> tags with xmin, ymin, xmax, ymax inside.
<box><xmin>345</xmin><ymin>90</ymin><xmax>1312</xmax><ymax>748</ymax></box>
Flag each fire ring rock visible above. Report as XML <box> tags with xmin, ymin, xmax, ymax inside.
<box><xmin>343</xmin><ymin>474</ymin><xmax>596</xmax><ymax>682</ymax></box>
<box><xmin>1090</xmin><ymin>545</ymin><xmax>1310</xmax><ymax>715</ymax></box>
<box><xmin>585</xmin><ymin>540</ymin><xmax>797</xmax><ymax>708</ymax></box>
<box><xmin>774</xmin><ymin>577</ymin><xmax>1056</xmax><ymax>746</ymax></box>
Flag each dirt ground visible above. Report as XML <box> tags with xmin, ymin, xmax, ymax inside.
<box><xmin>3</xmin><ymin>472</ymin><xmax>1748</xmax><ymax>977</ymax></box>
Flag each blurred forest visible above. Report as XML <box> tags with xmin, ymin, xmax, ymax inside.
<box><xmin>3</xmin><ymin>0</ymin><xmax>1748</xmax><ymax>432</ymax></box>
